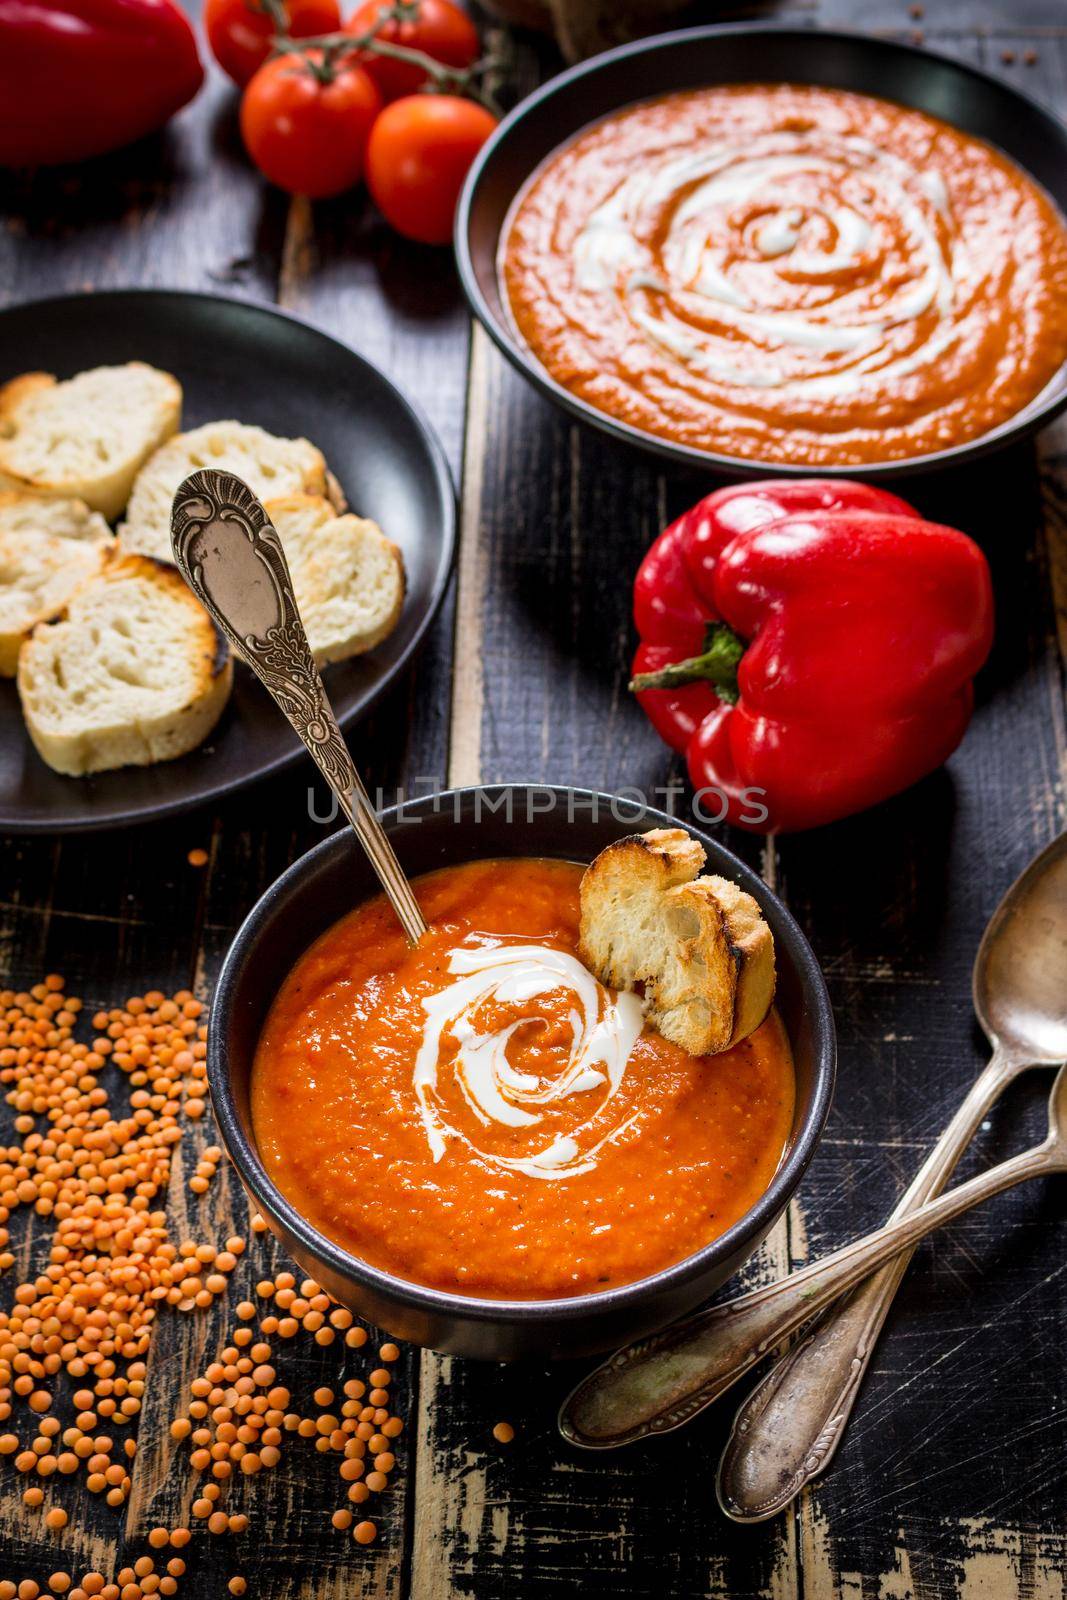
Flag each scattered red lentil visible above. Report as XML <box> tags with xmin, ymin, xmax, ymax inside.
<box><xmin>0</xmin><ymin>978</ymin><xmax>407</xmax><ymax>1592</ymax></box>
<box><xmin>186</xmin><ymin>849</ymin><xmax>209</xmax><ymax>869</ymax></box>
<box><xmin>492</xmin><ymin>1422</ymin><xmax>515</xmax><ymax>1445</ymax></box>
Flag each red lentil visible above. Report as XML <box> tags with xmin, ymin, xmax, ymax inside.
<box><xmin>0</xmin><ymin>977</ymin><xmax>407</xmax><ymax>1589</ymax></box>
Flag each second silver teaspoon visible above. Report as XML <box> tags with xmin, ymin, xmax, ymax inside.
<box><xmin>170</xmin><ymin>468</ymin><xmax>426</xmax><ymax>944</ymax></box>
<box><xmin>717</xmin><ymin>830</ymin><xmax>1067</xmax><ymax>1520</ymax></box>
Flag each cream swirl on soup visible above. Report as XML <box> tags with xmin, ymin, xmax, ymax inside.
<box><xmin>413</xmin><ymin>938</ymin><xmax>644</xmax><ymax>1180</ymax></box>
<box><xmin>572</xmin><ymin>131</ymin><xmax>959</xmax><ymax>394</ymax></box>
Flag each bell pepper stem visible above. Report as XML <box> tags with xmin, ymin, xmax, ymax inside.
<box><xmin>629</xmin><ymin>622</ymin><xmax>744</xmax><ymax>705</ymax></box>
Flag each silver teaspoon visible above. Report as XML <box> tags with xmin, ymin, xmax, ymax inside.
<box><xmin>558</xmin><ymin>1062</ymin><xmax>1067</xmax><ymax>1451</ymax></box>
<box><xmin>718</xmin><ymin>831</ymin><xmax>1067</xmax><ymax>1520</ymax></box>
<box><xmin>170</xmin><ymin>468</ymin><xmax>426</xmax><ymax>944</ymax></box>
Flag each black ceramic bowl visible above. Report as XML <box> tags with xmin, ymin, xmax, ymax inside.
<box><xmin>456</xmin><ymin>24</ymin><xmax>1067</xmax><ymax>479</ymax></box>
<box><xmin>208</xmin><ymin>786</ymin><xmax>835</xmax><ymax>1360</ymax></box>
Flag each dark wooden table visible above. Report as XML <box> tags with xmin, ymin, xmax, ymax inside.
<box><xmin>1</xmin><ymin>2</ymin><xmax>1065</xmax><ymax>1595</ymax></box>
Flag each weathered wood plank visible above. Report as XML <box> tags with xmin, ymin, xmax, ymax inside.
<box><xmin>0</xmin><ymin>13</ymin><xmax>445</xmax><ymax>1596</ymax></box>
<box><xmin>411</xmin><ymin>121</ymin><xmax>802</xmax><ymax>1597</ymax></box>
<box><xmin>779</xmin><ymin>25</ymin><xmax>1067</xmax><ymax>1597</ymax></box>
<box><xmin>134</xmin><ymin>74</ymin><xmax>480</xmax><ymax>1600</ymax></box>
<box><xmin>2</xmin><ymin>2</ymin><xmax>1067</xmax><ymax>1597</ymax></box>
<box><xmin>412</xmin><ymin>19</ymin><xmax>1066</xmax><ymax>1599</ymax></box>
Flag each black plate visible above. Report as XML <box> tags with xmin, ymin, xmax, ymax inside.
<box><xmin>0</xmin><ymin>290</ymin><xmax>455</xmax><ymax>833</ymax></box>
<box><xmin>456</xmin><ymin>24</ymin><xmax>1067</xmax><ymax>479</ymax></box>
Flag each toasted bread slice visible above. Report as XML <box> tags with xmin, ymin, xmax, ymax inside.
<box><xmin>264</xmin><ymin>494</ymin><xmax>404</xmax><ymax>666</ymax></box>
<box><xmin>18</xmin><ymin>552</ymin><xmax>232</xmax><ymax>776</ymax></box>
<box><xmin>0</xmin><ymin>364</ymin><xmax>182</xmax><ymax>520</ymax></box>
<box><xmin>120</xmin><ymin>421</ymin><xmax>334</xmax><ymax>563</ymax></box>
<box><xmin>0</xmin><ymin>491</ymin><xmax>113</xmax><ymax>544</ymax></box>
<box><xmin>0</xmin><ymin>523</ymin><xmax>112</xmax><ymax>677</ymax></box>
<box><xmin>579</xmin><ymin>827</ymin><xmax>775</xmax><ymax>1054</ymax></box>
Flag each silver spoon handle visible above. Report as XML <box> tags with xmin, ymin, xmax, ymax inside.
<box><xmin>171</xmin><ymin>469</ymin><xmax>426</xmax><ymax>944</ymax></box>
<box><xmin>559</xmin><ymin>1136</ymin><xmax>1054</xmax><ymax>1450</ymax></box>
<box><xmin>717</xmin><ymin>1045</ymin><xmax>1024</xmax><ymax>1520</ymax></box>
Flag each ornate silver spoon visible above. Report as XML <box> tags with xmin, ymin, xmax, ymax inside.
<box><xmin>716</xmin><ymin>830</ymin><xmax>1067</xmax><ymax>1519</ymax></box>
<box><xmin>170</xmin><ymin>468</ymin><xmax>426</xmax><ymax>943</ymax></box>
<box><xmin>558</xmin><ymin>1061</ymin><xmax>1067</xmax><ymax>1451</ymax></box>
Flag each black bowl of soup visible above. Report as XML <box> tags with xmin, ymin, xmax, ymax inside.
<box><xmin>208</xmin><ymin>786</ymin><xmax>835</xmax><ymax>1361</ymax></box>
<box><xmin>456</xmin><ymin>25</ymin><xmax>1067</xmax><ymax>478</ymax></box>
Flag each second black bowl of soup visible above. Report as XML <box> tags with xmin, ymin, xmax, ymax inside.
<box><xmin>457</xmin><ymin>25</ymin><xmax>1067</xmax><ymax>478</ymax></box>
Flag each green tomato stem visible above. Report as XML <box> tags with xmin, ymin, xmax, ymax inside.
<box><xmin>267</xmin><ymin>0</ymin><xmax>500</xmax><ymax>112</ymax></box>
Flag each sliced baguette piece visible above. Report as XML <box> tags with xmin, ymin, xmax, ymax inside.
<box><xmin>0</xmin><ymin>522</ymin><xmax>112</xmax><ymax>677</ymax></box>
<box><xmin>0</xmin><ymin>491</ymin><xmax>113</xmax><ymax>544</ymax></box>
<box><xmin>578</xmin><ymin>827</ymin><xmax>775</xmax><ymax>1055</ymax></box>
<box><xmin>18</xmin><ymin>552</ymin><xmax>232</xmax><ymax>777</ymax></box>
<box><xmin>264</xmin><ymin>494</ymin><xmax>404</xmax><ymax>666</ymax></box>
<box><xmin>120</xmin><ymin>421</ymin><xmax>333</xmax><ymax>564</ymax></box>
<box><xmin>0</xmin><ymin>364</ymin><xmax>182</xmax><ymax>521</ymax></box>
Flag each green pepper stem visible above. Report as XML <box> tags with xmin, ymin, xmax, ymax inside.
<box><xmin>629</xmin><ymin>622</ymin><xmax>744</xmax><ymax>706</ymax></box>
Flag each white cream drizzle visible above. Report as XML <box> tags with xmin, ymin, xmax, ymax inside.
<box><xmin>412</xmin><ymin>941</ymin><xmax>645</xmax><ymax>1180</ymax></box>
<box><xmin>572</xmin><ymin>130</ymin><xmax>961</xmax><ymax>395</ymax></box>
<box><xmin>756</xmin><ymin>207</ymin><xmax>804</xmax><ymax>257</ymax></box>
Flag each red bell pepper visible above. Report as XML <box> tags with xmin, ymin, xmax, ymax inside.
<box><xmin>631</xmin><ymin>480</ymin><xmax>994</xmax><ymax>834</ymax></box>
<box><xmin>0</xmin><ymin>0</ymin><xmax>204</xmax><ymax>167</ymax></box>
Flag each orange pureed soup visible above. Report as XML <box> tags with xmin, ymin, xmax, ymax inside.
<box><xmin>251</xmin><ymin>859</ymin><xmax>795</xmax><ymax>1300</ymax></box>
<box><xmin>502</xmin><ymin>84</ymin><xmax>1067</xmax><ymax>465</ymax></box>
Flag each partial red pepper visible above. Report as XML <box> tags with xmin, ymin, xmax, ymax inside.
<box><xmin>631</xmin><ymin>480</ymin><xmax>994</xmax><ymax>833</ymax></box>
<box><xmin>0</xmin><ymin>0</ymin><xmax>204</xmax><ymax>167</ymax></box>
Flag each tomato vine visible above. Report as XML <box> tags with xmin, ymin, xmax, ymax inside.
<box><xmin>262</xmin><ymin>0</ymin><xmax>501</xmax><ymax>111</ymax></box>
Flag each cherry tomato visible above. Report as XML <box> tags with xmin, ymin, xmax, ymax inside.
<box><xmin>365</xmin><ymin>94</ymin><xmax>496</xmax><ymax>244</ymax></box>
<box><xmin>240</xmin><ymin>52</ymin><xmax>382</xmax><ymax>198</ymax></box>
<box><xmin>345</xmin><ymin>0</ymin><xmax>480</xmax><ymax>101</ymax></box>
<box><xmin>205</xmin><ymin>0</ymin><xmax>342</xmax><ymax>88</ymax></box>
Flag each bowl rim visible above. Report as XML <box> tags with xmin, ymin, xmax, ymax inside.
<box><xmin>208</xmin><ymin>785</ymin><xmax>836</xmax><ymax>1327</ymax></box>
<box><xmin>454</xmin><ymin>22</ymin><xmax>1067</xmax><ymax>480</ymax></box>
